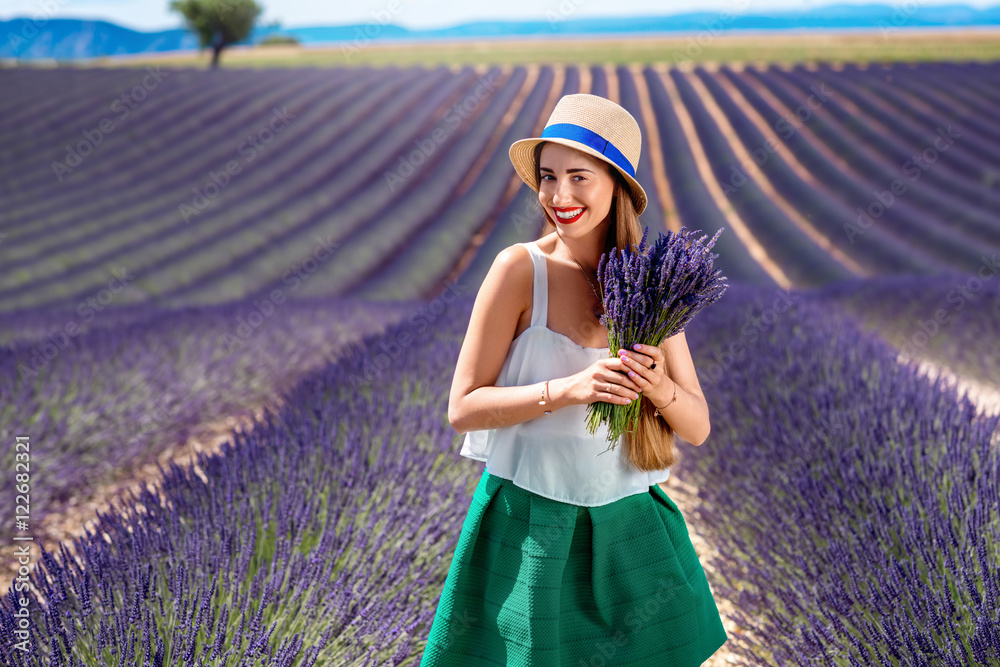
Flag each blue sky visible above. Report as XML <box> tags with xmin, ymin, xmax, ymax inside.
<box><xmin>0</xmin><ymin>0</ymin><xmax>996</xmax><ymax>31</ymax></box>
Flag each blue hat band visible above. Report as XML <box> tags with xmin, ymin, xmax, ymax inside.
<box><xmin>540</xmin><ymin>123</ymin><xmax>635</xmax><ymax>178</ymax></box>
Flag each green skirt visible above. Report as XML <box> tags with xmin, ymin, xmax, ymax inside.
<box><xmin>420</xmin><ymin>470</ymin><xmax>728</xmax><ymax>666</ymax></box>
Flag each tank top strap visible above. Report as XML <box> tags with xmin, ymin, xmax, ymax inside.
<box><xmin>521</xmin><ymin>241</ymin><xmax>548</xmax><ymax>328</ymax></box>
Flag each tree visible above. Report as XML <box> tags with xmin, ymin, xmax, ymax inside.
<box><xmin>257</xmin><ymin>19</ymin><xmax>299</xmax><ymax>46</ymax></box>
<box><xmin>169</xmin><ymin>0</ymin><xmax>263</xmax><ymax>68</ymax></box>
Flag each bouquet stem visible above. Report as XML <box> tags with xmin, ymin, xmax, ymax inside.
<box><xmin>585</xmin><ymin>390</ymin><xmax>646</xmax><ymax>456</ymax></box>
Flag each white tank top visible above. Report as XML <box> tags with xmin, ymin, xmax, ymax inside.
<box><xmin>459</xmin><ymin>240</ymin><xmax>671</xmax><ymax>506</ymax></box>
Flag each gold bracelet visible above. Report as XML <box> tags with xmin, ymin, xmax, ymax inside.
<box><xmin>653</xmin><ymin>381</ymin><xmax>677</xmax><ymax>414</ymax></box>
<box><xmin>539</xmin><ymin>380</ymin><xmax>552</xmax><ymax>415</ymax></box>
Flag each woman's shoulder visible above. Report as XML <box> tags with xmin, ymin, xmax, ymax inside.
<box><xmin>481</xmin><ymin>244</ymin><xmax>533</xmax><ymax>300</ymax></box>
<box><xmin>490</xmin><ymin>235</ymin><xmax>556</xmax><ymax>282</ymax></box>
<box><xmin>494</xmin><ymin>242</ymin><xmax>532</xmax><ymax>271</ymax></box>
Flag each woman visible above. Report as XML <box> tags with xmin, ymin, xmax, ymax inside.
<box><xmin>421</xmin><ymin>93</ymin><xmax>728</xmax><ymax>666</ymax></box>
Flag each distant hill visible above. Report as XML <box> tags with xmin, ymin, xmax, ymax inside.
<box><xmin>2</xmin><ymin>3</ymin><xmax>1000</xmax><ymax>61</ymax></box>
<box><xmin>1</xmin><ymin>19</ymin><xmax>197</xmax><ymax>60</ymax></box>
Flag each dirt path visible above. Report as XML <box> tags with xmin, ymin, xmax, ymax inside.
<box><xmin>660</xmin><ymin>473</ymin><xmax>743</xmax><ymax>666</ymax></box>
<box><xmin>903</xmin><ymin>353</ymin><xmax>1000</xmax><ymax>418</ymax></box>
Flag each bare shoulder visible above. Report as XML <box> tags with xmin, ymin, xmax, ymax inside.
<box><xmin>448</xmin><ymin>243</ymin><xmax>535</xmax><ymax>429</ymax></box>
<box><xmin>493</xmin><ymin>242</ymin><xmax>532</xmax><ymax>276</ymax></box>
<box><xmin>465</xmin><ymin>242</ymin><xmax>534</xmax><ymax>352</ymax></box>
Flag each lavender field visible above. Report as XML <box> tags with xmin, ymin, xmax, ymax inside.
<box><xmin>1</xmin><ymin>57</ymin><xmax>999</xmax><ymax>664</ymax></box>
<box><xmin>0</xmin><ymin>278</ymin><xmax>997</xmax><ymax>664</ymax></box>
<box><xmin>2</xmin><ymin>61</ymin><xmax>1000</xmax><ymax>311</ymax></box>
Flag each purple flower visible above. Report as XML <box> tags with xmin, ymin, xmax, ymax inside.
<box><xmin>587</xmin><ymin>225</ymin><xmax>729</xmax><ymax>446</ymax></box>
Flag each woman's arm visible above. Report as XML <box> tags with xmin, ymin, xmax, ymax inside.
<box><xmin>449</xmin><ymin>245</ymin><xmax>573</xmax><ymax>433</ymax></box>
<box><xmin>643</xmin><ymin>332</ymin><xmax>711</xmax><ymax>446</ymax></box>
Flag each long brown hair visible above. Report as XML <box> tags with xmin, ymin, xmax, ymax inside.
<box><xmin>533</xmin><ymin>142</ymin><xmax>677</xmax><ymax>473</ymax></box>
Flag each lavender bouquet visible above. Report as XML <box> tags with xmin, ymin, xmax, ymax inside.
<box><xmin>588</xmin><ymin>225</ymin><xmax>729</xmax><ymax>451</ymax></box>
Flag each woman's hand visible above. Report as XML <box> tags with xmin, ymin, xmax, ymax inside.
<box><xmin>617</xmin><ymin>343</ymin><xmax>674</xmax><ymax>407</ymax></box>
<box><xmin>553</xmin><ymin>355</ymin><xmax>643</xmax><ymax>408</ymax></box>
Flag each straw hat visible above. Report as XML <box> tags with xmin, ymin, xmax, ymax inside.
<box><xmin>508</xmin><ymin>93</ymin><xmax>647</xmax><ymax>215</ymax></box>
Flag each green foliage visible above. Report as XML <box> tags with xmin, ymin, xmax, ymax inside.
<box><xmin>259</xmin><ymin>34</ymin><xmax>300</xmax><ymax>46</ymax></box>
<box><xmin>169</xmin><ymin>0</ymin><xmax>262</xmax><ymax>54</ymax></box>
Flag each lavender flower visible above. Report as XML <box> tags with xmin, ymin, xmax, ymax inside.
<box><xmin>588</xmin><ymin>225</ymin><xmax>729</xmax><ymax>449</ymax></box>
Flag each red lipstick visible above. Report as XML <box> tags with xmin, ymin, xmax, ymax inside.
<box><xmin>553</xmin><ymin>206</ymin><xmax>585</xmax><ymax>224</ymax></box>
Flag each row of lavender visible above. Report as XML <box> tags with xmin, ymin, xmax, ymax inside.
<box><xmin>0</xmin><ymin>290</ymin><xmax>484</xmax><ymax>665</ymax></box>
<box><xmin>0</xmin><ymin>295</ymin><xmax>415</xmax><ymax>547</ymax></box>
<box><xmin>774</xmin><ymin>64</ymin><xmax>999</xmax><ymax>229</ymax></box>
<box><xmin>693</xmin><ymin>62</ymin><xmax>1000</xmax><ymax>278</ymax></box>
<box><xmin>681</xmin><ymin>279</ymin><xmax>1000</xmax><ymax>664</ymax></box>
<box><xmin>733</xmin><ymin>64</ymin><xmax>999</xmax><ymax>265</ymax></box>
<box><xmin>451</xmin><ymin>60</ymin><xmax>1000</xmax><ymax>297</ymax></box>
<box><xmin>0</xmin><ymin>65</ymin><xmax>504</xmax><ymax>311</ymax></box>
<box><xmin>2</xmin><ymin>273</ymin><xmax>997</xmax><ymax>663</ymax></box>
<box><xmin>810</xmin><ymin>269</ymin><xmax>1000</xmax><ymax>388</ymax></box>
<box><xmin>3</xmin><ymin>62</ymin><xmax>999</xmax><ymax>314</ymax></box>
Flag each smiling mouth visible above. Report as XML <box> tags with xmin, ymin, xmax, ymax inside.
<box><xmin>553</xmin><ymin>207</ymin><xmax>585</xmax><ymax>223</ymax></box>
